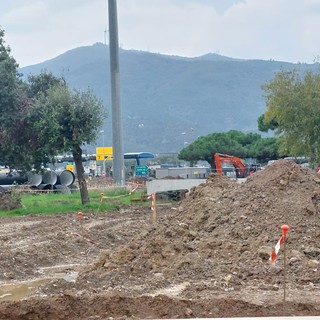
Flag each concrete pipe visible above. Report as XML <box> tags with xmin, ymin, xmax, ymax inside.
<box><xmin>0</xmin><ymin>172</ymin><xmax>28</xmax><ymax>185</ymax></box>
<box><xmin>27</xmin><ymin>173</ymin><xmax>43</xmax><ymax>187</ymax></box>
<box><xmin>56</xmin><ymin>170</ymin><xmax>75</xmax><ymax>186</ymax></box>
<box><xmin>54</xmin><ymin>185</ymin><xmax>71</xmax><ymax>195</ymax></box>
<box><xmin>43</xmin><ymin>171</ymin><xmax>58</xmax><ymax>185</ymax></box>
<box><xmin>0</xmin><ymin>185</ymin><xmax>6</xmax><ymax>194</ymax></box>
<box><xmin>38</xmin><ymin>184</ymin><xmax>56</xmax><ymax>191</ymax></box>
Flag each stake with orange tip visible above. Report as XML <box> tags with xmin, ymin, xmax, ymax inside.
<box><xmin>270</xmin><ymin>224</ymin><xmax>289</xmax><ymax>264</ymax></box>
<box><xmin>270</xmin><ymin>224</ymin><xmax>290</xmax><ymax>306</ymax></box>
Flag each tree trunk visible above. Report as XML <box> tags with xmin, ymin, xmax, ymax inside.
<box><xmin>73</xmin><ymin>146</ymin><xmax>90</xmax><ymax>204</ymax></box>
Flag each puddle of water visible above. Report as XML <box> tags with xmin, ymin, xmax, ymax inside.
<box><xmin>0</xmin><ymin>278</ymin><xmax>48</xmax><ymax>301</ymax></box>
<box><xmin>0</xmin><ymin>271</ymin><xmax>79</xmax><ymax>301</ymax></box>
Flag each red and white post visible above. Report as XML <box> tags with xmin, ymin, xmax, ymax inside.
<box><xmin>151</xmin><ymin>193</ymin><xmax>156</xmax><ymax>220</ymax></box>
<box><xmin>270</xmin><ymin>224</ymin><xmax>289</xmax><ymax>305</ymax></box>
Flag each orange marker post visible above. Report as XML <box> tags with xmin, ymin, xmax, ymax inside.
<box><xmin>151</xmin><ymin>193</ymin><xmax>157</xmax><ymax>220</ymax></box>
<box><xmin>281</xmin><ymin>225</ymin><xmax>289</xmax><ymax>304</ymax></box>
<box><xmin>77</xmin><ymin>211</ymin><xmax>83</xmax><ymax>220</ymax></box>
<box><xmin>281</xmin><ymin>224</ymin><xmax>289</xmax><ymax>236</ymax></box>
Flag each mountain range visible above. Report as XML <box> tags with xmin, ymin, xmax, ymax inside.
<box><xmin>20</xmin><ymin>43</ymin><xmax>316</xmax><ymax>154</ymax></box>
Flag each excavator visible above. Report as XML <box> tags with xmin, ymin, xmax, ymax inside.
<box><xmin>214</xmin><ymin>153</ymin><xmax>248</xmax><ymax>178</ymax></box>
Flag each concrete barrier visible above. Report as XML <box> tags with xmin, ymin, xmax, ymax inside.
<box><xmin>146</xmin><ymin>179</ymin><xmax>206</xmax><ymax>195</ymax></box>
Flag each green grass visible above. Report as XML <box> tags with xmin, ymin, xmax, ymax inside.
<box><xmin>0</xmin><ymin>188</ymin><xmax>149</xmax><ymax>217</ymax></box>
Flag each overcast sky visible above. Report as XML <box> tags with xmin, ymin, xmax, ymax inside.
<box><xmin>1</xmin><ymin>0</ymin><xmax>320</xmax><ymax>67</ymax></box>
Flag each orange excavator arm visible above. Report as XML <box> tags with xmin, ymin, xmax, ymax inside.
<box><xmin>214</xmin><ymin>153</ymin><xmax>223</xmax><ymax>175</ymax></box>
<box><xmin>214</xmin><ymin>153</ymin><xmax>247</xmax><ymax>177</ymax></box>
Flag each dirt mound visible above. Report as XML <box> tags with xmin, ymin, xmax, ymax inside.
<box><xmin>0</xmin><ymin>294</ymin><xmax>318</xmax><ymax>320</ymax></box>
<box><xmin>79</xmin><ymin>160</ymin><xmax>320</xmax><ymax>296</ymax></box>
<box><xmin>0</xmin><ymin>160</ymin><xmax>319</xmax><ymax>319</ymax></box>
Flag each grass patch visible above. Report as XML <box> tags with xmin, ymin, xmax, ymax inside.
<box><xmin>0</xmin><ymin>188</ymin><xmax>149</xmax><ymax>217</ymax></box>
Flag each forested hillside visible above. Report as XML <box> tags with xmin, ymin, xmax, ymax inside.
<box><xmin>20</xmin><ymin>43</ymin><xmax>316</xmax><ymax>153</ymax></box>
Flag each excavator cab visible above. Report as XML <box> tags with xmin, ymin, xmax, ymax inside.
<box><xmin>248</xmin><ymin>163</ymin><xmax>261</xmax><ymax>175</ymax></box>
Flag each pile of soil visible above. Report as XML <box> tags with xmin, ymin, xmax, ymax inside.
<box><xmin>74</xmin><ymin>160</ymin><xmax>320</xmax><ymax>294</ymax></box>
<box><xmin>0</xmin><ymin>159</ymin><xmax>319</xmax><ymax>319</ymax></box>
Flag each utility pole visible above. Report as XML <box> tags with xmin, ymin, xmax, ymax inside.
<box><xmin>108</xmin><ymin>0</ymin><xmax>125</xmax><ymax>185</ymax></box>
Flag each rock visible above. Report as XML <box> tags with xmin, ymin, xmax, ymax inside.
<box><xmin>307</xmin><ymin>259</ymin><xmax>319</xmax><ymax>267</ymax></box>
<box><xmin>303</xmin><ymin>247</ymin><xmax>320</xmax><ymax>257</ymax></box>
<box><xmin>184</xmin><ymin>308</ymin><xmax>193</xmax><ymax>316</ymax></box>
<box><xmin>257</xmin><ymin>246</ymin><xmax>272</xmax><ymax>260</ymax></box>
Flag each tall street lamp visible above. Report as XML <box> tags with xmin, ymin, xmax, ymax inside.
<box><xmin>100</xmin><ymin>130</ymin><xmax>105</xmax><ymax>147</ymax></box>
<box><xmin>181</xmin><ymin>132</ymin><xmax>187</xmax><ymax>149</ymax></box>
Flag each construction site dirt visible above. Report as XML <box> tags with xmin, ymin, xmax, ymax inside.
<box><xmin>0</xmin><ymin>159</ymin><xmax>319</xmax><ymax>319</ymax></box>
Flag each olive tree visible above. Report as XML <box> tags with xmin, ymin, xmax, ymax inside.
<box><xmin>0</xmin><ymin>30</ymin><xmax>106</xmax><ymax>205</ymax></box>
<box><xmin>0</xmin><ymin>28</ymin><xmax>25</xmax><ymax>167</ymax></box>
<box><xmin>0</xmin><ymin>30</ymin><xmax>55</xmax><ymax>171</ymax></box>
<box><xmin>262</xmin><ymin>69</ymin><xmax>320</xmax><ymax>163</ymax></box>
<box><xmin>32</xmin><ymin>83</ymin><xmax>106</xmax><ymax>204</ymax></box>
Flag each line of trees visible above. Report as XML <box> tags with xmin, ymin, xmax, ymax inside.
<box><xmin>178</xmin><ymin>130</ymin><xmax>279</xmax><ymax>167</ymax></box>
<box><xmin>0</xmin><ymin>28</ymin><xmax>106</xmax><ymax>204</ymax></box>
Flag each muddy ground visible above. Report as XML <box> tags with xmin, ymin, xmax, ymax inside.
<box><xmin>0</xmin><ymin>160</ymin><xmax>319</xmax><ymax>319</ymax></box>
